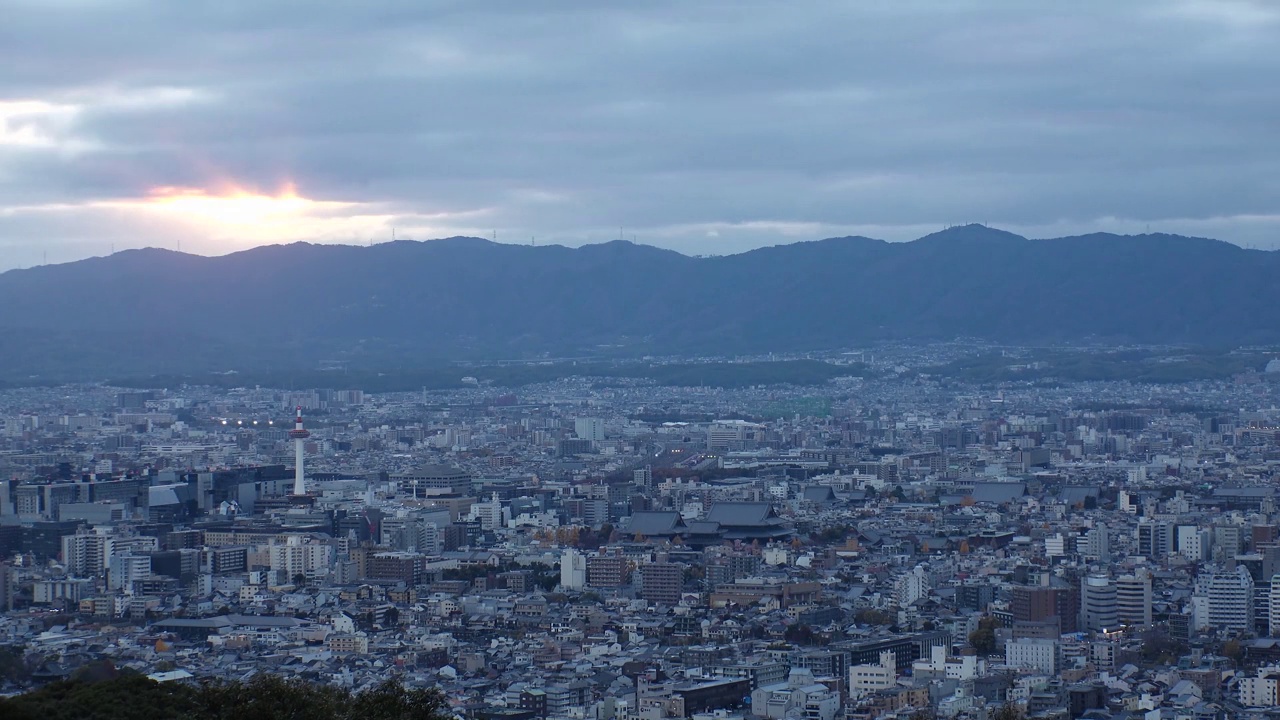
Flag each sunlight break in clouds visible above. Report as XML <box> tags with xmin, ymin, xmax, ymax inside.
<box><xmin>102</xmin><ymin>183</ymin><xmax>398</xmax><ymax>247</ymax></box>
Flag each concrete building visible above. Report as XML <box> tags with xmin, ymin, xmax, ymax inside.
<box><xmin>1116</xmin><ymin>570</ymin><xmax>1153</xmax><ymax>627</ymax></box>
<box><xmin>392</xmin><ymin>465</ymin><xmax>473</xmax><ymax>497</ymax></box>
<box><xmin>108</xmin><ymin>553</ymin><xmax>152</xmax><ymax>591</ymax></box>
<box><xmin>268</xmin><ymin>535</ymin><xmax>334</xmax><ymax>581</ymax></box>
<box><xmin>574</xmin><ymin>418</ymin><xmax>605</xmax><ymax>442</ymax></box>
<box><xmin>1267</xmin><ymin>574</ymin><xmax>1280</xmax><ymax>637</ymax></box>
<box><xmin>1137</xmin><ymin>520</ymin><xmax>1173</xmax><ymax>560</ymax></box>
<box><xmin>894</xmin><ymin>565</ymin><xmax>928</xmax><ymax>607</ymax></box>
<box><xmin>1005</xmin><ymin>638</ymin><xmax>1057</xmax><ymax>675</ymax></box>
<box><xmin>707</xmin><ymin>420</ymin><xmax>762</xmax><ymax>451</ymax></box>
<box><xmin>1240</xmin><ymin>666</ymin><xmax>1280</xmax><ymax>707</ymax></box>
<box><xmin>586</xmin><ymin>548</ymin><xmax>629</xmax><ymax>588</ymax></box>
<box><xmin>560</xmin><ymin>548</ymin><xmax>587</xmax><ymax>590</ymax></box>
<box><xmin>848</xmin><ymin>651</ymin><xmax>897</xmax><ymax>699</ymax></box>
<box><xmin>1080</xmin><ymin>574</ymin><xmax>1118</xmax><ymax>633</ymax></box>
<box><xmin>1197</xmin><ymin>566</ymin><xmax>1254</xmax><ymax>632</ymax></box>
<box><xmin>641</xmin><ymin>561</ymin><xmax>683</xmax><ymax>605</ymax></box>
<box><xmin>751</xmin><ymin>668</ymin><xmax>841</xmax><ymax>720</ymax></box>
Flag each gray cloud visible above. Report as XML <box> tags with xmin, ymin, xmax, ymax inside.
<box><xmin>1</xmin><ymin>0</ymin><xmax>1278</xmax><ymax>269</ymax></box>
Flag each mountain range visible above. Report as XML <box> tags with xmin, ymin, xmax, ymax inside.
<box><xmin>2</xmin><ymin>224</ymin><xmax>1278</xmax><ymax>381</ymax></box>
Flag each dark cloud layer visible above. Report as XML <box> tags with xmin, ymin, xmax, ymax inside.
<box><xmin>2</xmin><ymin>0</ymin><xmax>1278</xmax><ymax>268</ymax></box>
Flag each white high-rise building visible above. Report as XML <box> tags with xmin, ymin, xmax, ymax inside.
<box><xmin>1177</xmin><ymin>525</ymin><xmax>1210</xmax><ymax>562</ymax></box>
<box><xmin>62</xmin><ymin>529</ymin><xmax>113</xmax><ymax>578</ymax></box>
<box><xmin>1197</xmin><ymin>566</ymin><xmax>1253</xmax><ymax>632</ymax></box>
<box><xmin>574</xmin><ymin>418</ymin><xmax>605</xmax><ymax>442</ymax></box>
<box><xmin>1268</xmin><ymin>575</ymin><xmax>1280</xmax><ymax>637</ymax></box>
<box><xmin>561</xmin><ymin>548</ymin><xmax>587</xmax><ymax>590</ymax></box>
<box><xmin>1081</xmin><ymin>574</ymin><xmax>1118</xmax><ymax>633</ymax></box>
<box><xmin>468</xmin><ymin>493</ymin><xmax>507</xmax><ymax>531</ymax></box>
<box><xmin>894</xmin><ymin>565</ymin><xmax>929</xmax><ymax>607</ymax></box>
<box><xmin>108</xmin><ymin>553</ymin><xmax>152</xmax><ymax>591</ymax></box>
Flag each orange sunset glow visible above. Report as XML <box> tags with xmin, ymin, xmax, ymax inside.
<box><xmin>137</xmin><ymin>183</ymin><xmax>355</xmax><ymax>226</ymax></box>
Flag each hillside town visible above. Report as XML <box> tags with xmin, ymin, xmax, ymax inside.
<box><xmin>5</xmin><ymin>352</ymin><xmax>1280</xmax><ymax>720</ymax></box>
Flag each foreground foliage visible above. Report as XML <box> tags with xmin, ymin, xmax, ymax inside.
<box><xmin>0</xmin><ymin>670</ymin><xmax>449</xmax><ymax>720</ymax></box>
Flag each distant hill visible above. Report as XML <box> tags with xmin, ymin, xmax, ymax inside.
<box><xmin>1</xmin><ymin>225</ymin><xmax>1278</xmax><ymax>381</ymax></box>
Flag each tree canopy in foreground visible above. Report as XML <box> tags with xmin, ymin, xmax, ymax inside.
<box><xmin>0</xmin><ymin>669</ymin><xmax>450</xmax><ymax>720</ymax></box>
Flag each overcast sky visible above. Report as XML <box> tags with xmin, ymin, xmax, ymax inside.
<box><xmin>2</xmin><ymin>0</ymin><xmax>1278</xmax><ymax>270</ymax></box>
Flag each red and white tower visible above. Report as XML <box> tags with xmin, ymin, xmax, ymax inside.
<box><xmin>289</xmin><ymin>406</ymin><xmax>310</xmax><ymax>496</ymax></box>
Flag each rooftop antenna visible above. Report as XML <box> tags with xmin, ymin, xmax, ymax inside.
<box><xmin>43</xmin><ymin>250</ymin><xmax>47</xmax><ymax>265</ymax></box>
<box><xmin>392</xmin><ymin>228</ymin><xmax>396</xmax><ymax>241</ymax></box>
<box><xmin>531</xmin><ymin>236</ymin><xmax>535</xmax><ymax>246</ymax></box>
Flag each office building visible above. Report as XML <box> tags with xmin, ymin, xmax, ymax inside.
<box><xmin>1137</xmin><ymin>521</ymin><xmax>1173</xmax><ymax>560</ymax></box>
<box><xmin>1115</xmin><ymin>570</ymin><xmax>1152</xmax><ymax>627</ymax></box>
<box><xmin>1080</xmin><ymin>574</ymin><xmax>1118</xmax><ymax>633</ymax></box>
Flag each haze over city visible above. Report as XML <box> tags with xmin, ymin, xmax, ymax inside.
<box><xmin>3</xmin><ymin>0</ymin><xmax>1280</xmax><ymax>271</ymax></box>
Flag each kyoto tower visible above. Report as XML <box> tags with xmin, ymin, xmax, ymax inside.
<box><xmin>289</xmin><ymin>406</ymin><xmax>310</xmax><ymax>496</ymax></box>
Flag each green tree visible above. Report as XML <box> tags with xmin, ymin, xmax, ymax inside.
<box><xmin>968</xmin><ymin>616</ymin><xmax>1000</xmax><ymax>656</ymax></box>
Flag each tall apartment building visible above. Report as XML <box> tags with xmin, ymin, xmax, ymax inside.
<box><xmin>641</xmin><ymin>561</ymin><xmax>683</xmax><ymax>605</ymax></box>
<box><xmin>574</xmin><ymin>418</ymin><xmax>605</xmax><ymax>442</ymax></box>
<box><xmin>1268</xmin><ymin>575</ymin><xmax>1280</xmax><ymax>637</ymax></box>
<box><xmin>366</xmin><ymin>551</ymin><xmax>426</xmax><ymax>585</ymax></box>
<box><xmin>1197</xmin><ymin>566</ymin><xmax>1254</xmax><ymax>632</ymax></box>
<box><xmin>894</xmin><ymin>566</ymin><xmax>929</xmax><ymax>607</ymax></box>
<box><xmin>561</xmin><ymin>548</ymin><xmax>587</xmax><ymax>590</ymax></box>
<box><xmin>108</xmin><ymin>553</ymin><xmax>152</xmax><ymax>591</ymax></box>
<box><xmin>268</xmin><ymin>535</ymin><xmax>334</xmax><ymax>581</ymax></box>
<box><xmin>62</xmin><ymin>528</ymin><xmax>115</xmax><ymax>577</ymax></box>
<box><xmin>587</xmin><ymin>548</ymin><xmax>629</xmax><ymax>588</ymax></box>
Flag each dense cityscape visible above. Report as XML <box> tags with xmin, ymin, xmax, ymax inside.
<box><xmin>2</xmin><ymin>347</ymin><xmax>1280</xmax><ymax>719</ymax></box>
